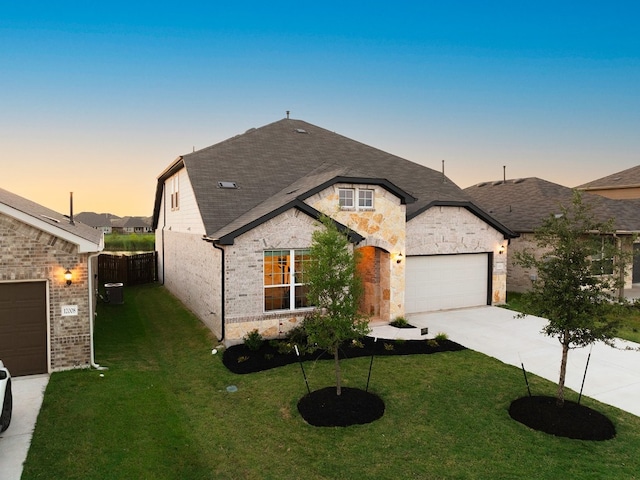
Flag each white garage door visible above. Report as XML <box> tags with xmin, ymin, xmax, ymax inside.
<box><xmin>405</xmin><ymin>254</ymin><xmax>489</xmax><ymax>314</ymax></box>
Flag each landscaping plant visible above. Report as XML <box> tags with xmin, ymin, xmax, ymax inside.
<box><xmin>303</xmin><ymin>215</ymin><xmax>370</xmax><ymax>395</ymax></box>
<box><xmin>514</xmin><ymin>191</ymin><xmax>629</xmax><ymax>406</ymax></box>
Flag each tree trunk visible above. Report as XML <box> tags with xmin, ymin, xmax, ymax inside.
<box><xmin>334</xmin><ymin>347</ymin><xmax>342</xmax><ymax>396</ymax></box>
<box><xmin>556</xmin><ymin>331</ymin><xmax>569</xmax><ymax>407</ymax></box>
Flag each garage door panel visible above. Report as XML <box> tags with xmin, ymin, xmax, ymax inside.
<box><xmin>0</xmin><ymin>282</ymin><xmax>48</xmax><ymax>376</ymax></box>
<box><xmin>406</xmin><ymin>254</ymin><xmax>488</xmax><ymax>313</ymax></box>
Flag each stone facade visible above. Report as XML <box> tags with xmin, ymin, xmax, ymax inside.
<box><xmin>406</xmin><ymin>206</ymin><xmax>508</xmax><ymax>304</ymax></box>
<box><xmin>0</xmin><ymin>213</ymin><xmax>93</xmax><ymax>371</ymax></box>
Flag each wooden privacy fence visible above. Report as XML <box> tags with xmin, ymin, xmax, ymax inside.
<box><xmin>98</xmin><ymin>252</ymin><xmax>157</xmax><ymax>285</ymax></box>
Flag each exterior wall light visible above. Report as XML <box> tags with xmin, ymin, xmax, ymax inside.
<box><xmin>498</xmin><ymin>245</ymin><xmax>505</xmax><ymax>255</ymax></box>
<box><xmin>64</xmin><ymin>268</ymin><xmax>73</xmax><ymax>286</ymax></box>
<box><xmin>396</xmin><ymin>253</ymin><xmax>404</xmax><ymax>264</ymax></box>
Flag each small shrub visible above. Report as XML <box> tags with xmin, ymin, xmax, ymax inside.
<box><xmin>237</xmin><ymin>355</ymin><xmax>249</xmax><ymax>363</ymax></box>
<box><xmin>243</xmin><ymin>329</ymin><xmax>264</xmax><ymax>351</ymax></box>
<box><xmin>350</xmin><ymin>338</ymin><xmax>364</xmax><ymax>349</ymax></box>
<box><xmin>427</xmin><ymin>339</ymin><xmax>439</xmax><ymax>348</ymax></box>
<box><xmin>384</xmin><ymin>342</ymin><xmax>394</xmax><ymax>351</ymax></box>
<box><xmin>390</xmin><ymin>316</ymin><xmax>409</xmax><ymax>328</ymax></box>
<box><xmin>435</xmin><ymin>332</ymin><xmax>448</xmax><ymax>341</ymax></box>
<box><xmin>264</xmin><ymin>353</ymin><xmax>274</xmax><ymax>361</ymax></box>
<box><xmin>395</xmin><ymin>338</ymin><xmax>406</xmax><ymax>345</ymax></box>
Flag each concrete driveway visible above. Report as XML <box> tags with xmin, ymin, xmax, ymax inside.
<box><xmin>396</xmin><ymin>306</ymin><xmax>640</xmax><ymax>417</ymax></box>
<box><xmin>0</xmin><ymin>374</ymin><xmax>49</xmax><ymax>480</ymax></box>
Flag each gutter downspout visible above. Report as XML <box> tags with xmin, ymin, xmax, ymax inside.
<box><xmin>210</xmin><ymin>240</ymin><xmax>225</xmax><ymax>343</ymax></box>
<box><xmin>88</xmin><ymin>252</ymin><xmax>108</xmax><ymax>370</ymax></box>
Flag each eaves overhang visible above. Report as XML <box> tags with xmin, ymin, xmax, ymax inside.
<box><xmin>408</xmin><ymin>200</ymin><xmax>519</xmax><ymax>239</ymax></box>
<box><xmin>213</xmin><ymin>199</ymin><xmax>365</xmax><ymax>246</ymax></box>
<box><xmin>152</xmin><ymin>156</ymin><xmax>185</xmax><ymax>229</ymax></box>
<box><xmin>298</xmin><ymin>176</ymin><xmax>417</xmax><ymax>205</ymax></box>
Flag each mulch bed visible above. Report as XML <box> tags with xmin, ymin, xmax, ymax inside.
<box><xmin>509</xmin><ymin>396</ymin><xmax>616</xmax><ymax>440</ymax></box>
<box><xmin>297</xmin><ymin>387</ymin><xmax>385</xmax><ymax>427</ymax></box>
<box><xmin>222</xmin><ymin>336</ymin><xmax>466</xmax><ymax>374</ymax></box>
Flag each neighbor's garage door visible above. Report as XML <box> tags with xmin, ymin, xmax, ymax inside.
<box><xmin>0</xmin><ymin>282</ymin><xmax>48</xmax><ymax>376</ymax></box>
<box><xmin>405</xmin><ymin>254</ymin><xmax>490</xmax><ymax>314</ymax></box>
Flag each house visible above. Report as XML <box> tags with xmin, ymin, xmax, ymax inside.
<box><xmin>577</xmin><ymin>165</ymin><xmax>640</xmax><ymax>199</ymax></box>
<box><xmin>465</xmin><ymin>177</ymin><xmax>640</xmax><ymax>292</ymax></box>
<box><xmin>122</xmin><ymin>216</ymin><xmax>153</xmax><ymax>234</ymax></box>
<box><xmin>152</xmin><ymin>118</ymin><xmax>516</xmax><ymax>343</ymax></box>
<box><xmin>0</xmin><ymin>187</ymin><xmax>104</xmax><ymax>376</ymax></box>
<box><xmin>75</xmin><ymin>212</ymin><xmax>117</xmax><ymax>234</ymax></box>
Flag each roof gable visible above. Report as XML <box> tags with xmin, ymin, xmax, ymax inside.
<box><xmin>0</xmin><ymin>187</ymin><xmax>103</xmax><ymax>252</ymax></box>
<box><xmin>153</xmin><ymin>118</ymin><xmax>512</xmax><ymax>239</ymax></box>
<box><xmin>577</xmin><ymin>165</ymin><xmax>640</xmax><ymax>189</ymax></box>
<box><xmin>465</xmin><ymin>177</ymin><xmax>640</xmax><ymax>233</ymax></box>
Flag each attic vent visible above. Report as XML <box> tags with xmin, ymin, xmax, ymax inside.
<box><xmin>295</xmin><ymin>128</ymin><xmax>308</xmax><ymax>134</ymax></box>
<box><xmin>477</xmin><ymin>182</ymin><xmax>487</xmax><ymax>187</ymax></box>
<box><xmin>492</xmin><ymin>181</ymin><xmax>503</xmax><ymax>186</ymax></box>
<box><xmin>41</xmin><ymin>214</ymin><xmax>60</xmax><ymax>223</ymax></box>
<box><xmin>218</xmin><ymin>181</ymin><xmax>238</xmax><ymax>189</ymax></box>
<box><xmin>513</xmin><ymin>178</ymin><xmax>526</xmax><ymax>184</ymax></box>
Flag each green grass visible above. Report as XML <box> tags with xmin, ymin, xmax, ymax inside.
<box><xmin>23</xmin><ymin>285</ymin><xmax>640</xmax><ymax>479</ymax></box>
<box><xmin>503</xmin><ymin>291</ymin><xmax>640</xmax><ymax>344</ymax></box>
<box><xmin>104</xmin><ymin>233</ymin><xmax>155</xmax><ymax>252</ymax></box>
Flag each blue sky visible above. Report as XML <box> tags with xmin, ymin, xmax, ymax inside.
<box><xmin>2</xmin><ymin>1</ymin><xmax>639</xmax><ymax>216</ymax></box>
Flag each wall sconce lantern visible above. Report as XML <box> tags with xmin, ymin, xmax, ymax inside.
<box><xmin>64</xmin><ymin>269</ymin><xmax>73</xmax><ymax>286</ymax></box>
<box><xmin>498</xmin><ymin>245</ymin><xmax>505</xmax><ymax>255</ymax></box>
<box><xmin>396</xmin><ymin>253</ymin><xmax>404</xmax><ymax>264</ymax></box>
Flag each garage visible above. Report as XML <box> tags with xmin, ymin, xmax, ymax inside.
<box><xmin>405</xmin><ymin>253</ymin><xmax>491</xmax><ymax>314</ymax></box>
<box><xmin>0</xmin><ymin>282</ymin><xmax>48</xmax><ymax>376</ymax></box>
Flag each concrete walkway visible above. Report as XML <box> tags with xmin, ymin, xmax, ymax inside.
<box><xmin>371</xmin><ymin>306</ymin><xmax>640</xmax><ymax>418</ymax></box>
<box><xmin>0</xmin><ymin>374</ymin><xmax>49</xmax><ymax>480</ymax></box>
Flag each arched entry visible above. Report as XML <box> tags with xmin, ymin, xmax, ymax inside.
<box><xmin>356</xmin><ymin>246</ymin><xmax>390</xmax><ymax>321</ymax></box>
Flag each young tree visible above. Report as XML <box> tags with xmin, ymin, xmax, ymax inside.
<box><xmin>515</xmin><ymin>191</ymin><xmax>627</xmax><ymax>406</ymax></box>
<box><xmin>304</xmin><ymin>215</ymin><xmax>370</xmax><ymax>396</ymax></box>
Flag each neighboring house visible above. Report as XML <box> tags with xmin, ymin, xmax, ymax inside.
<box><xmin>153</xmin><ymin>118</ymin><xmax>516</xmax><ymax>343</ymax></box>
<box><xmin>0</xmin><ymin>187</ymin><xmax>104</xmax><ymax>376</ymax></box>
<box><xmin>577</xmin><ymin>164</ymin><xmax>640</xmax><ymax>200</ymax></box>
<box><xmin>75</xmin><ymin>212</ymin><xmax>117</xmax><ymax>234</ymax></box>
<box><xmin>122</xmin><ymin>216</ymin><xmax>153</xmax><ymax>234</ymax></box>
<box><xmin>465</xmin><ymin>177</ymin><xmax>640</xmax><ymax>292</ymax></box>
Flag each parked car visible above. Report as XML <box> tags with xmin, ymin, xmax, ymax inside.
<box><xmin>0</xmin><ymin>360</ymin><xmax>11</xmax><ymax>432</ymax></box>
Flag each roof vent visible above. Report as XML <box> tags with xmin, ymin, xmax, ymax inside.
<box><xmin>218</xmin><ymin>181</ymin><xmax>238</xmax><ymax>189</ymax></box>
<box><xmin>492</xmin><ymin>181</ymin><xmax>503</xmax><ymax>186</ymax></box>
<box><xmin>477</xmin><ymin>182</ymin><xmax>487</xmax><ymax>188</ymax></box>
<box><xmin>513</xmin><ymin>178</ymin><xmax>525</xmax><ymax>184</ymax></box>
<box><xmin>41</xmin><ymin>214</ymin><xmax>60</xmax><ymax>223</ymax></box>
<box><xmin>295</xmin><ymin>128</ymin><xmax>308</xmax><ymax>134</ymax></box>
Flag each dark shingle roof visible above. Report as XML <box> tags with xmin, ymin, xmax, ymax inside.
<box><xmin>577</xmin><ymin>165</ymin><xmax>640</xmax><ymax>189</ymax></box>
<box><xmin>0</xmin><ymin>187</ymin><xmax>103</xmax><ymax>247</ymax></box>
<box><xmin>154</xmin><ymin>118</ymin><xmax>515</xmax><ymax>240</ymax></box>
<box><xmin>75</xmin><ymin>212</ymin><xmax>117</xmax><ymax>228</ymax></box>
<box><xmin>465</xmin><ymin>177</ymin><xmax>640</xmax><ymax>233</ymax></box>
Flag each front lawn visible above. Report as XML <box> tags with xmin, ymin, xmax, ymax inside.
<box><xmin>23</xmin><ymin>285</ymin><xmax>640</xmax><ymax>479</ymax></box>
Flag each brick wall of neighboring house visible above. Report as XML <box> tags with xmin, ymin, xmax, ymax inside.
<box><xmin>508</xmin><ymin>233</ymin><xmax>635</xmax><ymax>293</ymax></box>
<box><xmin>0</xmin><ymin>213</ymin><xmax>92</xmax><ymax>371</ymax></box>
<box><xmin>406</xmin><ymin>206</ymin><xmax>508</xmax><ymax>304</ymax></box>
<box><xmin>223</xmin><ymin>209</ymin><xmax>319</xmax><ymax>343</ymax></box>
<box><xmin>161</xmin><ymin>229</ymin><xmax>222</xmax><ymax>339</ymax></box>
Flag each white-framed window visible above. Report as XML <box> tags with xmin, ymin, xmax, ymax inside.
<box><xmin>590</xmin><ymin>236</ymin><xmax>615</xmax><ymax>276</ymax></box>
<box><xmin>339</xmin><ymin>188</ymin><xmax>355</xmax><ymax>209</ymax></box>
<box><xmin>358</xmin><ymin>189</ymin><xmax>374</xmax><ymax>209</ymax></box>
<box><xmin>264</xmin><ymin>249</ymin><xmax>311</xmax><ymax>311</ymax></box>
<box><xmin>339</xmin><ymin>187</ymin><xmax>375</xmax><ymax>210</ymax></box>
<box><xmin>170</xmin><ymin>175</ymin><xmax>180</xmax><ymax>211</ymax></box>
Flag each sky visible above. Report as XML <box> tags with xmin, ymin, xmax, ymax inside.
<box><xmin>1</xmin><ymin>1</ymin><xmax>639</xmax><ymax>217</ymax></box>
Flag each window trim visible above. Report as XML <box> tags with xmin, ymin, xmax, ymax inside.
<box><xmin>264</xmin><ymin>249</ymin><xmax>312</xmax><ymax>312</ymax></box>
<box><xmin>339</xmin><ymin>187</ymin><xmax>375</xmax><ymax>211</ymax></box>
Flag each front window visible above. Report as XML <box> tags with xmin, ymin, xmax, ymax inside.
<box><xmin>358</xmin><ymin>189</ymin><xmax>374</xmax><ymax>209</ymax></box>
<box><xmin>339</xmin><ymin>189</ymin><xmax>354</xmax><ymax>209</ymax></box>
<box><xmin>264</xmin><ymin>249</ymin><xmax>311</xmax><ymax>311</ymax></box>
<box><xmin>590</xmin><ymin>237</ymin><xmax>614</xmax><ymax>276</ymax></box>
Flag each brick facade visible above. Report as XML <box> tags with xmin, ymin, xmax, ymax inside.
<box><xmin>0</xmin><ymin>212</ymin><xmax>94</xmax><ymax>371</ymax></box>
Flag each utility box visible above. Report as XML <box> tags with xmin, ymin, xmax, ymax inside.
<box><xmin>104</xmin><ymin>283</ymin><xmax>124</xmax><ymax>305</ymax></box>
